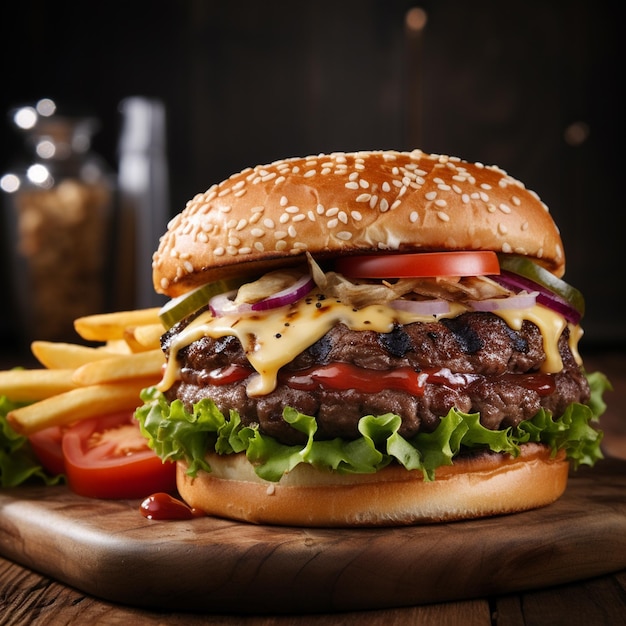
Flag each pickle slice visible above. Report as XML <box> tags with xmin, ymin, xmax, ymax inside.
<box><xmin>497</xmin><ymin>255</ymin><xmax>585</xmax><ymax>317</ymax></box>
<box><xmin>159</xmin><ymin>278</ymin><xmax>245</xmax><ymax>329</ymax></box>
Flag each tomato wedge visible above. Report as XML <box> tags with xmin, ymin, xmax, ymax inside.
<box><xmin>29</xmin><ymin>425</ymin><xmax>65</xmax><ymax>476</ymax></box>
<box><xmin>336</xmin><ymin>251</ymin><xmax>500</xmax><ymax>279</ymax></box>
<box><xmin>62</xmin><ymin>412</ymin><xmax>176</xmax><ymax>499</ymax></box>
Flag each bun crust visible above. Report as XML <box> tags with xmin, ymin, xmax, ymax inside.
<box><xmin>153</xmin><ymin>150</ymin><xmax>564</xmax><ymax>297</ymax></box>
<box><xmin>176</xmin><ymin>444</ymin><xmax>569</xmax><ymax>527</ymax></box>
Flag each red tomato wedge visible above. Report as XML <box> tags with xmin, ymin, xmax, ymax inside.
<box><xmin>62</xmin><ymin>412</ymin><xmax>176</xmax><ymax>499</ymax></box>
<box><xmin>29</xmin><ymin>425</ymin><xmax>65</xmax><ymax>476</ymax></box>
<box><xmin>335</xmin><ymin>251</ymin><xmax>500</xmax><ymax>279</ymax></box>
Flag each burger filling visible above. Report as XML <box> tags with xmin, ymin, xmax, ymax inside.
<box><xmin>137</xmin><ymin>260</ymin><xmax>608</xmax><ymax>483</ymax></box>
<box><xmin>163</xmin><ymin>312</ymin><xmax>589</xmax><ymax>447</ymax></box>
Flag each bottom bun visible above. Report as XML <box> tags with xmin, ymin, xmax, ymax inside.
<box><xmin>176</xmin><ymin>443</ymin><xmax>569</xmax><ymax>527</ymax></box>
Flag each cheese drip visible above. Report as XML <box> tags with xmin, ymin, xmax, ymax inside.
<box><xmin>158</xmin><ymin>294</ymin><xmax>580</xmax><ymax>397</ymax></box>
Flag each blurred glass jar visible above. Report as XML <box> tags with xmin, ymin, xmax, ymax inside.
<box><xmin>1</xmin><ymin>101</ymin><xmax>114</xmax><ymax>343</ymax></box>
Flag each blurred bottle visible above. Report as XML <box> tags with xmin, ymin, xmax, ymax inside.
<box><xmin>116</xmin><ymin>97</ymin><xmax>169</xmax><ymax>311</ymax></box>
<box><xmin>1</xmin><ymin>99</ymin><xmax>114</xmax><ymax>344</ymax></box>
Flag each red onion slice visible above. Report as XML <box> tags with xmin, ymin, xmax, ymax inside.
<box><xmin>491</xmin><ymin>273</ymin><xmax>582</xmax><ymax>324</ymax></box>
<box><xmin>390</xmin><ymin>299</ymin><xmax>451</xmax><ymax>316</ymax></box>
<box><xmin>210</xmin><ymin>275</ymin><xmax>314</xmax><ymax>317</ymax></box>
<box><xmin>251</xmin><ymin>275</ymin><xmax>314</xmax><ymax>311</ymax></box>
<box><xmin>469</xmin><ymin>291</ymin><xmax>538</xmax><ymax>312</ymax></box>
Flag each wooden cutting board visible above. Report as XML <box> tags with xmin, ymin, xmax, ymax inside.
<box><xmin>0</xmin><ymin>458</ymin><xmax>625</xmax><ymax>614</ymax></box>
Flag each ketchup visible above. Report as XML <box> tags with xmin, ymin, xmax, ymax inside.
<box><xmin>140</xmin><ymin>492</ymin><xmax>204</xmax><ymax>521</ymax></box>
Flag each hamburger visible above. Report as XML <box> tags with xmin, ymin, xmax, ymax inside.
<box><xmin>136</xmin><ymin>149</ymin><xmax>608</xmax><ymax>527</ymax></box>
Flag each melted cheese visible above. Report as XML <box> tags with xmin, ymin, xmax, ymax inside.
<box><xmin>158</xmin><ymin>294</ymin><xmax>582</xmax><ymax>397</ymax></box>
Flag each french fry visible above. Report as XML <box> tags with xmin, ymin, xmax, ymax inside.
<box><xmin>31</xmin><ymin>341</ymin><xmax>119</xmax><ymax>370</ymax></box>
<box><xmin>104</xmin><ymin>339</ymin><xmax>134</xmax><ymax>354</ymax></box>
<box><xmin>74</xmin><ymin>308</ymin><xmax>162</xmax><ymax>342</ymax></box>
<box><xmin>0</xmin><ymin>369</ymin><xmax>77</xmax><ymax>402</ymax></box>
<box><xmin>123</xmin><ymin>323</ymin><xmax>163</xmax><ymax>352</ymax></box>
<box><xmin>71</xmin><ymin>349</ymin><xmax>164</xmax><ymax>386</ymax></box>
<box><xmin>7</xmin><ymin>379</ymin><xmax>156</xmax><ymax>436</ymax></box>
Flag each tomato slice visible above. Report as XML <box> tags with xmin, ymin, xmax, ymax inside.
<box><xmin>62</xmin><ymin>412</ymin><xmax>176</xmax><ymax>499</ymax></box>
<box><xmin>29</xmin><ymin>425</ymin><xmax>66</xmax><ymax>476</ymax></box>
<box><xmin>335</xmin><ymin>251</ymin><xmax>500</xmax><ymax>279</ymax></box>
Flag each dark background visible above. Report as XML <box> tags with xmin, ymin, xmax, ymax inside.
<box><xmin>0</xmin><ymin>0</ymin><xmax>622</xmax><ymax>356</ymax></box>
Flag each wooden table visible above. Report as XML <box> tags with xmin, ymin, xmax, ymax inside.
<box><xmin>1</xmin><ymin>351</ymin><xmax>625</xmax><ymax>625</ymax></box>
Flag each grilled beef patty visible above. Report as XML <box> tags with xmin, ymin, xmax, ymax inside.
<box><xmin>162</xmin><ymin>312</ymin><xmax>590</xmax><ymax>445</ymax></box>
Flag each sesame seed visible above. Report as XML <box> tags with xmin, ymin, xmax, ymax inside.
<box><xmin>425</xmin><ymin>191</ymin><xmax>437</xmax><ymax>201</ymax></box>
<box><xmin>327</xmin><ymin>218</ymin><xmax>338</xmax><ymax>228</ymax></box>
<box><xmin>326</xmin><ymin>207</ymin><xmax>339</xmax><ymax>217</ymax></box>
<box><xmin>498</xmin><ymin>223</ymin><xmax>508</xmax><ymax>235</ymax></box>
<box><xmin>337</xmin><ymin>231</ymin><xmax>353</xmax><ymax>240</ymax></box>
<box><xmin>499</xmin><ymin>203</ymin><xmax>511</xmax><ymax>214</ymax></box>
<box><xmin>351</xmin><ymin>211</ymin><xmax>362</xmax><ymax>221</ymax></box>
<box><xmin>304</xmin><ymin>170</ymin><xmax>316</xmax><ymax>178</ymax></box>
<box><xmin>280</xmin><ymin>196</ymin><xmax>288</xmax><ymax>206</ymax></box>
<box><xmin>382</xmin><ymin>181</ymin><xmax>391</xmax><ymax>192</ymax></box>
<box><xmin>356</xmin><ymin>193</ymin><xmax>371</xmax><ymax>203</ymax></box>
<box><xmin>435</xmin><ymin>199</ymin><xmax>447</xmax><ymax>208</ymax></box>
<box><xmin>437</xmin><ymin>211</ymin><xmax>450</xmax><ymax>222</ymax></box>
<box><xmin>410</xmin><ymin>211</ymin><xmax>419</xmax><ymax>223</ymax></box>
<box><xmin>263</xmin><ymin>218</ymin><xmax>275</xmax><ymax>228</ymax></box>
<box><xmin>274</xmin><ymin>231</ymin><xmax>287</xmax><ymax>239</ymax></box>
<box><xmin>345</xmin><ymin>181</ymin><xmax>359</xmax><ymax>190</ymax></box>
<box><xmin>251</xmin><ymin>228</ymin><xmax>264</xmax><ymax>237</ymax></box>
<box><xmin>380</xmin><ymin>198</ymin><xmax>390</xmax><ymax>212</ymax></box>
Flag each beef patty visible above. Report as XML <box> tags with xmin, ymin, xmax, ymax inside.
<box><xmin>162</xmin><ymin>312</ymin><xmax>590</xmax><ymax>446</ymax></box>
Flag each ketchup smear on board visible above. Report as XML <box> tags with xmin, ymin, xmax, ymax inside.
<box><xmin>140</xmin><ymin>492</ymin><xmax>204</xmax><ymax>521</ymax></box>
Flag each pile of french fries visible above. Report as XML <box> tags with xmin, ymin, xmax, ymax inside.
<box><xmin>1</xmin><ymin>308</ymin><xmax>166</xmax><ymax>436</ymax></box>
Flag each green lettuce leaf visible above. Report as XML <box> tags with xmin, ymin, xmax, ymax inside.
<box><xmin>136</xmin><ymin>370</ymin><xmax>609</xmax><ymax>483</ymax></box>
<box><xmin>0</xmin><ymin>396</ymin><xmax>64</xmax><ymax>488</ymax></box>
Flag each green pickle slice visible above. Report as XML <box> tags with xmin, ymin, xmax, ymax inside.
<box><xmin>159</xmin><ymin>278</ymin><xmax>245</xmax><ymax>329</ymax></box>
<box><xmin>497</xmin><ymin>255</ymin><xmax>585</xmax><ymax>317</ymax></box>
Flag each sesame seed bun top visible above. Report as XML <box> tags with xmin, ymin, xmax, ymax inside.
<box><xmin>152</xmin><ymin>149</ymin><xmax>565</xmax><ymax>297</ymax></box>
